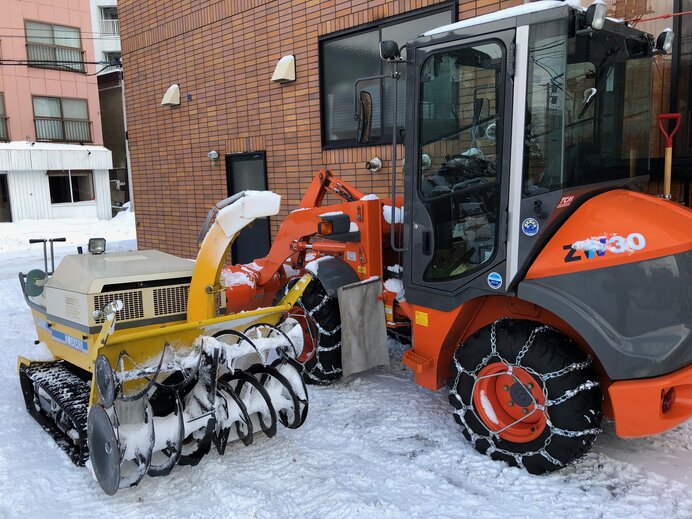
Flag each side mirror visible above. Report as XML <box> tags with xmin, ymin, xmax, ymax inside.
<box><xmin>356</xmin><ymin>91</ymin><xmax>373</xmax><ymax>144</ymax></box>
<box><xmin>656</xmin><ymin>28</ymin><xmax>674</xmax><ymax>54</ymax></box>
<box><xmin>379</xmin><ymin>40</ymin><xmax>401</xmax><ymax>61</ymax></box>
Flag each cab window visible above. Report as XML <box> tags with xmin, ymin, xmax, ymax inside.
<box><xmin>418</xmin><ymin>42</ymin><xmax>504</xmax><ymax>281</ymax></box>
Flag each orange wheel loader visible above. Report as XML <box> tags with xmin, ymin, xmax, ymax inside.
<box><xmin>218</xmin><ymin>1</ymin><xmax>692</xmax><ymax>474</ymax></box>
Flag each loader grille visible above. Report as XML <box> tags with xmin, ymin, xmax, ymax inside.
<box><xmin>93</xmin><ymin>291</ymin><xmax>144</xmax><ymax>323</ymax></box>
<box><xmin>153</xmin><ymin>285</ymin><xmax>189</xmax><ymax>316</ymax></box>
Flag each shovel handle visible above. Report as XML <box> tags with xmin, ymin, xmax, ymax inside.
<box><xmin>658</xmin><ymin>113</ymin><xmax>682</xmax><ymax>148</ymax></box>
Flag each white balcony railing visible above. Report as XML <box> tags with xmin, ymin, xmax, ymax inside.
<box><xmin>100</xmin><ymin>19</ymin><xmax>120</xmax><ymax>36</ymax></box>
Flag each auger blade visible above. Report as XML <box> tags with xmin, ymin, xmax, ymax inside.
<box><xmin>118</xmin><ymin>398</ymin><xmax>155</xmax><ymax>489</ymax></box>
<box><xmin>222</xmin><ymin>370</ymin><xmax>277</xmax><ymax>438</ymax></box>
<box><xmin>178</xmin><ymin>416</ymin><xmax>216</xmax><ymax>467</ymax></box>
<box><xmin>214</xmin><ymin>384</ymin><xmax>254</xmax><ymax>453</ymax></box>
<box><xmin>248</xmin><ymin>364</ymin><xmax>302</xmax><ymax>429</ymax></box>
<box><xmin>273</xmin><ymin>358</ymin><xmax>309</xmax><ymax>429</ymax></box>
<box><xmin>147</xmin><ymin>392</ymin><xmax>185</xmax><ymax>477</ymax></box>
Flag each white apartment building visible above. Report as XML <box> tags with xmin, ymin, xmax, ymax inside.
<box><xmin>89</xmin><ymin>0</ymin><xmax>121</xmax><ymax>74</ymax></box>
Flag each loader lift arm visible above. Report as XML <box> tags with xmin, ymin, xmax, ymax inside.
<box><xmin>247</xmin><ymin>170</ymin><xmax>383</xmax><ymax>288</ymax></box>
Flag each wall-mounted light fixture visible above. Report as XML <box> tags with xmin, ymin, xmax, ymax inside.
<box><xmin>207</xmin><ymin>150</ymin><xmax>219</xmax><ymax>166</ymax></box>
<box><xmin>365</xmin><ymin>157</ymin><xmax>382</xmax><ymax>172</ymax></box>
<box><xmin>271</xmin><ymin>55</ymin><xmax>296</xmax><ymax>83</ymax></box>
<box><xmin>161</xmin><ymin>84</ymin><xmax>181</xmax><ymax>106</ymax></box>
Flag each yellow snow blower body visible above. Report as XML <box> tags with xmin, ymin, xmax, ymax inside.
<box><xmin>18</xmin><ymin>190</ymin><xmax>312</xmax><ymax>495</ymax></box>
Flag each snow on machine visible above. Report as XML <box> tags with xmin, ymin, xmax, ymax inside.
<box><xmin>18</xmin><ymin>191</ymin><xmax>310</xmax><ymax>495</ymax></box>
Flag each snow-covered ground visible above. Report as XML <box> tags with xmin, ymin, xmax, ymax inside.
<box><xmin>0</xmin><ymin>215</ymin><xmax>690</xmax><ymax>518</ymax></box>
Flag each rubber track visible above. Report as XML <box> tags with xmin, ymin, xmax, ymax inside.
<box><xmin>20</xmin><ymin>361</ymin><xmax>90</xmax><ymax>466</ymax></box>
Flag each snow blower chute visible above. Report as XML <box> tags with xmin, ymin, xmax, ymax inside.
<box><xmin>18</xmin><ymin>191</ymin><xmax>310</xmax><ymax>495</ymax></box>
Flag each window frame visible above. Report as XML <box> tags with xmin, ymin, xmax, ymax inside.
<box><xmin>318</xmin><ymin>2</ymin><xmax>457</xmax><ymax>150</ymax></box>
<box><xmin>0</xmin><ymin>93</ymin><xmax>8</xmax><ymax>142</ymax></box>
<box><xmin>24</xmin><ymin>20</ymin><xmax>85</xmax><ymax>73</ymax></box>
<box><xmin>48</xmin><ymin>170</ymin><xmax>95</xmax><ymax>205</ymax></box>
<box><xmin>33</xmin><ymin>95</ymin><xmax>92</xmax><ymax>143</ymax></box>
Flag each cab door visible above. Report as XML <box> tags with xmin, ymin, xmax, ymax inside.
<box><xmin>404</xmin><ymin>29</ymin><xmax>517</xmax><ymax>311</ymax></box>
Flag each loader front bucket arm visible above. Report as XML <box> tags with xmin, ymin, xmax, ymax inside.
<box><xmin>255</xmin><ymin>170</ymin><xmax>371</xmax><ymax>285</ymax></box>
<box><xmin>298</xmin><ymin>170</ymin><xmax>368</xmax><ymax>208</ymax></box>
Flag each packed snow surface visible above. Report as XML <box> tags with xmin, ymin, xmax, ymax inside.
<box><xmin>0</xmin><ymin>216</ymin><xmax>691</xmax><ymax>518</ymax></box>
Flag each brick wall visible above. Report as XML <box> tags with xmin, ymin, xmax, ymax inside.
<box><xmin>119</xmin><ymin>0</ymin><xmax>684</xmax><ymax>260</ymax></box>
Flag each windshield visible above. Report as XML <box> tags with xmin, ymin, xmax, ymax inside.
<box><xmin>523</xmin><ymin>21</ymin><xmax>652</xmax><ymax>196</ymax></box>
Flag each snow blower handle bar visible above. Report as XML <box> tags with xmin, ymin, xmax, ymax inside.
<box><xmin>28</xmin><ymin>237</ymin><xmax>66</xmax><ymax>275</ymax></box>
<box><xmin>197</xmin><ymin>191</ymin><xmax>249</xmax><ymax>246</ymax></box>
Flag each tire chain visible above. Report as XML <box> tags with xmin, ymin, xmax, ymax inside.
<box><xmin>450</xmin><ymin>319</ymin><xmax>602</xmax><ymax>470</ymax></box>
<box><xmin>292</xmin><ymin>293</ymin><xmax>343</xmax><ymax>380</ymax></box>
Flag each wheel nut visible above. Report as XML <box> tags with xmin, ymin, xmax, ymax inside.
<box><xmin>508</xmin><ymin>400</ymin><xmax>514</xmax><ymax>407</ymax></box>
<box><xmin>503</xmin><ymin>385</ymin><xmax>509</xmax><ymax>391</ymax></box>
<box><xmin>522</xmin><ymin>408</ymin><xmax>529</xmax><ymax>414</ymax></box>
<box><xmin>527</xmin><ymin>383</ymin><xmax>534</xmax><ymax>389</ymax></box>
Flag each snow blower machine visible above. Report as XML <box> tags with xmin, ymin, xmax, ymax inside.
<box><xmin>18</xmin><ymin>191</ymin><xmax>310</xmax><ymax>495</ymax></box>
<box><xmin>208</xmin><ymin>1</ymin><xmax>692</xmax><ymax>476</ymax></box>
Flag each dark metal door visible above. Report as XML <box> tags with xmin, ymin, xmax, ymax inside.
<box><xmin>0</xmin><ymin>174</ymin><xmax>11</xmax><ymax>222</ymax></box>
<box><xmin>225</xmin><ymin>152</ymin><xmax>271</xmax><ymax>264</ymax></box>
<box><xmin>404</xmin><ymin>29</ymin><xmax>517</xmax><ymax>311</ymax></box>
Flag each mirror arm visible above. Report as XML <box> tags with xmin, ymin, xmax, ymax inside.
<box><xmin>389</xmin><ymin>61</ymin><xmax>405</xmax><ymax>253</ymax></box>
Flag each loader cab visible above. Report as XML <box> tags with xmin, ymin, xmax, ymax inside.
<box><xmin>397</xmin><ymin>3</ymin><xmax>658</xmax><ymax>310</ymax></box>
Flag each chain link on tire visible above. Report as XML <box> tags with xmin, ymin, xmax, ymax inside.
<box><xmin>286</xmin><ymin>279</ymin><xmax>343</xmax><ymax>385</ymax></box>
<box><xmin>449</xmin><ymin>319</ymin><xmax>603</xmax><ymax>474</ymax></box>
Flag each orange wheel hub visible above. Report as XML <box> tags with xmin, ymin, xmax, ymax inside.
<box><xmin>289</xmin><ymin>305</ymin><xmax>316</xmax><ymax>363</ymax></box>
<box><xmin>472</xmin><ymin>362</ymin><xmax>547</xmax><ymax>443</ymax></box>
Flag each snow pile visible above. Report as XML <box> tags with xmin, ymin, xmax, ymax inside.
<box><xmin>305</xmin><ymin>255</ymin><xmax>333</xmax><ymax>276</ymax></box>
<box><xmin>383</xmin><ymin>278</ymin><xmax>405</xmax><ymax>302</ymax></box>
<box><xmin>220</xmin><ymin>269</ymin><xmax>255</xmax><ymax>288</ymax></box>
<box><xmin>0</xmin><ymin>211</ymin><xmax>136</xmax><ymax>254</ymax></box>
<box><xmin>383</xmin><ymin>205</ymin><xmax>404</xmax><ymax>224</ymax></box>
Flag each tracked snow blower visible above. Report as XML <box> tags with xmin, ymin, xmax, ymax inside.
<box><xmin>18</xmin><ymin>191</ymin><xmax>310</xmax><ymax>495</ymax></box>
<box><xmin>208</xmin><ymin>1</ymin><xmax>691</xmax><ymax>476</ymax></box>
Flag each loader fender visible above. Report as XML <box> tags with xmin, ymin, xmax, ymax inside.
<box><xmin>518</xmin><ymin>250</ymin><xmax>692</xmax><ymax>381</ymax></box>
<box><xmin>305</xmin><ymin>257</ymin><xmax>359</xmax><ymax>297</ymax></box>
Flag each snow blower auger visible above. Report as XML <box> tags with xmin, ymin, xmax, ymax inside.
<box><xmin>18</xmin><ymin>190</ymin><xmax>311</xmax><ymax>495</ymax></box>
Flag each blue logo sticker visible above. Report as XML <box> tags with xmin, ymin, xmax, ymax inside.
<box><xmin>487</xmin><ymin>272</ymin><xmax>503</xmax><ymax>290</ymax></box>
<box><xmin>522</xmin><ymin>218</ymin><xmax>539</xmax><ymax>237</ymax></box>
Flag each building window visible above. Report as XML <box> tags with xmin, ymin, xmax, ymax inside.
<box><xmin>25</xmin><ymin>21</ymin><xmax>84</xmax><ymax>72</ymax></box>
<box><xmin>320</xmin><ymin>4</ymin><xmax>455</xmax><ymax>148</ymax></box>
<box><xmin>103</xmin><ymin>51</ymin><xmax>122</xmax><ymax>72</ymax></box>
<box><xmin>0</xmin><ymin>93</ymin><xmax>7</xmax><ymax>141</ymax></box>
<box><xmin>48</xmin><ymin>170</ymin><xmax>94</xmax><ymax>204</ymax></box>
<box><xmin>100</xmin><ymin>7</ymin><xmax>119</xmax><ymax>36</ymax></box>
<box><xmin>33</xmin><ymin>96</ymin><xmax>92</xmax><ymax>143</ymax></box>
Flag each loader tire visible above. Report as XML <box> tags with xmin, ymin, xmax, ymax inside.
<box><xmin>449</xmin><ymin>319</ymin><xmax>602</xmax><ymax>474</ymax></box>
<box><xmin>287</xmin><ymin>279</ymin><xmax>342</xmax><ymax>385</ymax></box>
